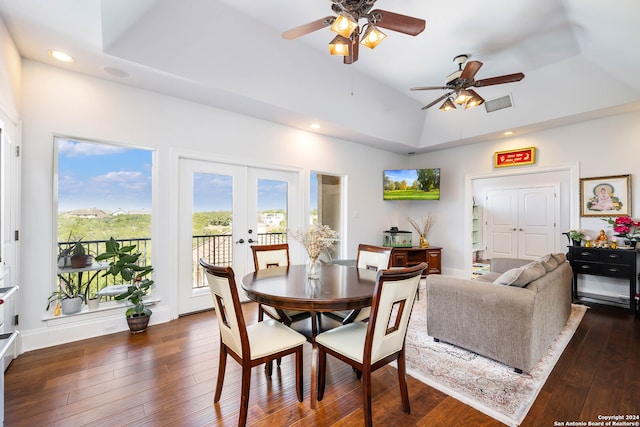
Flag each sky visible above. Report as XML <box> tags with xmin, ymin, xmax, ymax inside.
<box><xmin>58</xmin><ymin>138</ymin><xmax>318</xmax><ymax>213</ymax></box>
<box><xmin>384</xmin><ymin>169</ymin><xmax>419</xmax><ymax>183</ymax></box>
<box><xmin>57</xmin><ymin>139</ymin><xmax>152</xmax><ymax>212</ymax></box>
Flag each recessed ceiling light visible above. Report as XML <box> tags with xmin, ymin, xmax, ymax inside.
<box><xmin>48</xmin><ymin>50</ymin><xmax>74</xmax><ymax>63</ymax></box>
<box><xmin>503</xmin><ymin>131</ymin><xmax>514</xmax><ymax>136</ymax></box>
<box><xmin>310</xmin><ymin>123</ymin><xmax>320</xmax><ymax>129</ymax></box>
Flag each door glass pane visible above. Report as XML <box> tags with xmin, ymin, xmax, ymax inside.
<box><xmin>192</xmin><ymin>172</ymin><xmax>233</xmax><ymax>289</ymax></box>
<box><xmin>311</xmin><ymin>172</ymin><xmax>342</xmax><ymax>259</ymax></box>
<box><xmin>257</xmin><ymin>179</ymin><xmax>287</xmax><ymax>245</ymax></box>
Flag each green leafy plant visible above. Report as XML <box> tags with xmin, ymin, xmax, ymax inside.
<box><xmin>46</xmin><ymin>275</ymin><xmax>82</xmax><ymax>310</ymax></box>
<box><xmin>95</xmin><ymin>237</ymin><xmax>154</xmax><ymax>317</ymax></box>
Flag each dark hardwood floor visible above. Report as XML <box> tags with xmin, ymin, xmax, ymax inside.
<box><xmin>5</xmin><ymin>302</ymin><xmax>639</xmax><ymax>426</ymax></box>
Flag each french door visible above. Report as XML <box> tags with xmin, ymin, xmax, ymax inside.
<box><xmin>178</xmin><ymin>158</ymin><xmax>300</xmax><ymax>314</ymax></box>
<box><xmin>485</xmin><ymin>185</ymin><xmax>558</xmax><ymax>259</ymax></box>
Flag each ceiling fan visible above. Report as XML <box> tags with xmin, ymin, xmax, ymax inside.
<box><xmin>411</xmin><ymin>55</ymin><xmax>525</xmax><ymax>111</ymax></box>
<box><xmin>282</xmin><ymin>0</ymin><xmax>426</xmax><ymax>64</ymax></box>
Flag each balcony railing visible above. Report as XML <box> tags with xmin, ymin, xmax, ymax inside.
<box><xmin>57</xmin><ymin>238</ymin><xmax>152</xmax><ymax>300</ymax></box>
<box><xmin>192</xmin><ymin>232</ymin><xmax>286</xmax><ymax>288</ymax></box>
<box><xmin>57</xmin><ymin>233</ymin><xmax>287</xmax><ymax>297</ymax></box>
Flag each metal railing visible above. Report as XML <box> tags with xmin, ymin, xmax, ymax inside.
<box><xmin>193</xmin><ymin>232</ymin><xmax>287</xmax><ymax>288</ymax></box>
<box><xmin>57</xmin><ymin>233</ymin><xmax>287</xmax><ymax>297</ymax></box>
<box><xmin>57</xmin><ymin>238</ymin><xmax>151</xmax><ymax>300</ymax></box>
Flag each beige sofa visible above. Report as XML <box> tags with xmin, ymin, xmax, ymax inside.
<box><xmin>426</xmin><ymin>254</ymin><xmax>572</xmax><ymax>373</ymax></box>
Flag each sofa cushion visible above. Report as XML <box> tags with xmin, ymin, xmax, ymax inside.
<box><xmin>552</xmin><ymin>252</ymin><xmax>567</xmax><ymax>264</ymax></box>
<box><xmin>494</xmin><ymin>261</ymin><xmax>546</xmax><ymax>287</ymax></box>
<box><xmin>537</xmin><ymin>254</ymin><xmax>559</xmax><ymax>272</ymax></box>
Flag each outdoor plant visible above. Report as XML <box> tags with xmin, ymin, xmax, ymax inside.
<box><xmin>95</xmin><ymin>237</ymin><xmax>154</xmax><ymax>318</ymax></box>
<box><xmin>46</xmin><ymin>274</ymin><xmax>82</xmax><ymax>310</ymax></box>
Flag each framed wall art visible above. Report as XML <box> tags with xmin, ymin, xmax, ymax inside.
<box><xmin>580</xmin><ymin>174</ymin><xmax>631</xmax><ymax>217</ymax></box>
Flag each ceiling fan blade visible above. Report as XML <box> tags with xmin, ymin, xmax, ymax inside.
<box><xmin>474</xmin><ymin>72</ymin><xmax>525</xmax><ymax>87</ymax></box>
<box><xmin>370</xmin><ymin>9</ymin><xmax>426</xmax><ymax>36</ymax></box>
<box><xmin>344</xmin><ymin>34</ymin><xmax>359</xmax><ymax>64</ymax></box>
<box><xmin>283</xmin><ymin>16</ymin><xmax>335</xmax><ymax>40</ymax></box>
<box><xmin>460</xmin><ymin>60</ymin><xmax>483</xmax><ymax>81</ymax></box>
<box><xmin>421</xmin><ymin>92</ymin><xmax>453</xmax><ymax>110</ymax></box>
<box><xmin>411</xmin><ymin>85</ymin><xmax>450</xmax><ymax>91</ymax></box>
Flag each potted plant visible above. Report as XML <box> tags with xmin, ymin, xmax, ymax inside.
<box><xmin>70</xmin><ymin>239</ymin><xmax>91</xmax><ymax>268</ymax></box>
<box><xmin>95</xmin><ymin>237</ymin><xmax>154</xmax><ymax>333</ymax></box>
<box><xmin>46</xmin><ymin>274</ymin><xmax>84</xmax><ymax>315</ymax></box>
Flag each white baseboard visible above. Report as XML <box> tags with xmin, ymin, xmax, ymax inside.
<box><xmin>19</xmin><ymin>304</ymin><xmax>173</xmax><ymax>353</ymax></box>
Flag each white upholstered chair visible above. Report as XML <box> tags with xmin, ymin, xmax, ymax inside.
<box><xmin>315</xmin><ymin>263</ymin><xmax>426</xmax><ymax>427</ymax></box>
<box><xmin>199</xmin><ymin>259</ymin><xmax>306</xmax><ymax>427</ymax></box>
<box><xmin>329</xmin><ymin>244</ymin><xmax>392</xmax><ymax>324</ymax></box>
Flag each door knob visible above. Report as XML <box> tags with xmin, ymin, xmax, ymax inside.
<box><xmin>235</xmin><ymin>239</ymin><xmax>245</xmax><ymax>244</ymax></box>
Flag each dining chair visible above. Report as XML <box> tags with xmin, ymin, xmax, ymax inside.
<box><xmin>328</xmin><ymin>244</ymin><xmax>392</xmax><ymax>324</ymax></box>
<box><xmin>199</xmin><ymin>259</ymin><xmax>306</xmax><ymax>427</ymax></box>
<box><xmin>250</xmin><ymin>243</ymin><xmax>310</xmax><ymax>326</ymax></box>
<box><xmin>315</xmin><ymin>262</ymin><xmax>426</xmax><ymax>427</ymax></box>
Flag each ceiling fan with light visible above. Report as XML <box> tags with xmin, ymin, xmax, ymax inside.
<box><xmin>283</xmin><ymin>0</ymin><xmax>426</xmax><ymax>64</ymax></box>
<box><xmin>411</xmin><ymin>55</ymin><xmax>525</xmax><ymax>111</ymax></box>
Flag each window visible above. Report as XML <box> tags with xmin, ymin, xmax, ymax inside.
<box><xmin>55</xmin><ymin>137</ymin><xmax>153</xmax><ymax>300</ymax></box>
<box><xmin>311</xmin><ymin>172</ymin><xmax>343</xmax><ymax>259</ymax></box>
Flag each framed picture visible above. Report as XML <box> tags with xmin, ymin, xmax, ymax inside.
<box><xmin>580</xmin><ymin>174</ymin><xmax>631</xmax><ymax>217</ymax></box>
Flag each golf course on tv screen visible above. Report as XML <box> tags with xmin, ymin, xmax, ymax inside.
<box><xmin>383</xmin><ymin>168</ymin><xmax>440</xmax><ymax>200</ymax></box>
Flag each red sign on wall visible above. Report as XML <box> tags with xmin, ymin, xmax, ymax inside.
<box><xmin>494</xmin><ymin>147</ymin><xmax>536</xmax><ymax>168</ymax></box>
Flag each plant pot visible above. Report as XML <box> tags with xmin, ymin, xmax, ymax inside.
<box><xmin>57</xmin><ymin>254</ymin><xmax>71</xmax><ymax>268</ymax></box>
<box><xmin>126</xmin><ymin>313</ymin><xmax>150</xmax><ymax>334</ymax></box>
<box><xmin>61</xmin><ymin>297</ymin><xmax>82</xmax><ymax>315</ymax></box>
<box><xmin>70</xmin><ymin>255</ymin><xmax>89</xmax><ymax>268</ymax></box>
<box><xmin>87</xmin><ymin>298</ymin><xmax>100</xmax><ymax>310</ymax></box>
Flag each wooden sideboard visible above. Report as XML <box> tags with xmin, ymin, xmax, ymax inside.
<box><xmin>566</xmin><ymin>245</ymin><xmax>637</xmax><ymax>314</ymax></box>
<box><xmin>390</xmin><ymin>246</ymin><xmax>441</xmax><ymax>276</ymax></box>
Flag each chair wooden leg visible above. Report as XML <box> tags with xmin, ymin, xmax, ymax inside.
<box><xmin>362</xmin><ymin>369</ymin><xmax>373</xmax><ymax>427</ymax></box>
<box><xmin>214</xmin><ymin>345</ymin><xmax>227</xmax><ymax>403</ymax></box>
<box><xmin>397</xmin><ymin>350</ymin><xmax>411</xmax><ymax>414</ymax></box>
<box><xmin>265</xmin><ymin>360</ymin><xmax>273</xmax><ymax>377</ymax></box>
<box><xmin>238</xmin><ymin>364</ymin><xmax>252</xmax><ymax>427</ymax></box>
<box><xmin>277</xmin><ymin>357</ymin><xmax>282</xmax><ymax>367</ymax></box>
<box><xmin>295</xmin><ymin>347</ymin><xmax>303</xmax><ymax>402</ymax></box>
<box><xmin>258</xmin><ymin>304</ymin><xmax>264</xmax><ymax>322</ymax></box>
<box><xmin>317</xmin><ymin>348</ymin><xmax>326</xmax><ymax>401</ymax></box>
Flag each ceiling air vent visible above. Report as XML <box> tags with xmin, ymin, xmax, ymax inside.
<box><xmin>485</xmin><ymin>95</ymin><xmax>513</xmax><ymax>113</ymax></box>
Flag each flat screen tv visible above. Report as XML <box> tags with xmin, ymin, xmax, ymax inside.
<box><xmin>383</xmin><ymin>168</ymin><xmax>440</xmax><ymax>200</ymax></box>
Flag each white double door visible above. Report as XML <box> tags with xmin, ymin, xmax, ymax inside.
<box><xmin>178</xmin><ymin>158</ymin><xmax>301</xmax><ymax>315</ymax></box>
<box><xmin>485</xmin><ymin>186</ymin><xmax>558</xmax><ymax>259</ymax></box>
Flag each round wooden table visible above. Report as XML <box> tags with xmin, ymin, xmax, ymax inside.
<box><xmin>241</xmin><ymin>263</ymin><xmax>378</xmax><ymax>409</ymax></box>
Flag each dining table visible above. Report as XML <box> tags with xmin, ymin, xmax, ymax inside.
<box><xmin>241</xmin><ymin>263</ymin><xmax>378</xmax><ymax>409</ymax></box>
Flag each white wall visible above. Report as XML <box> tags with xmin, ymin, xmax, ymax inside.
<box><xmin>18</xmin><ymin>60</ymin><xmax>409</xmax><ymax>350</ymax></box>
<box><xmin>409</xmin><ymin>111</ymin><xmax>640</xmax><ymax>296</ymax></box>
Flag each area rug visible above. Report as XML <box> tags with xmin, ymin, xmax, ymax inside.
<box><xmin>404</xmin><ymin>290</ymin><xmax>588</xmax><ymax>427</ymax></box>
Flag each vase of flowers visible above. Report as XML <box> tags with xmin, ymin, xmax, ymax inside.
<box><xmin>290</xmin><ymin>224</ymin><xmax>338</xmax><ymax>279</ymax></box>
<box><xmin>604</xmin><ymin>216</ymin><xmax>640</xmax><ymax>247</ymax></box>
<box><xmin>407</xmin><ymin>212</ymin><xmax>437</xmax><ymax>248</ymax></box>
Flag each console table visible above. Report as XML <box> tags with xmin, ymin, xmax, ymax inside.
<box><xmin>566</xmin><ymin>246</ymin><xmax>637</xmax><ymax>314</ymax></box>
<box><xmin>390</xmin><ymin>246</ymin><xmax>441</xmax><ymax>277</ymax></box>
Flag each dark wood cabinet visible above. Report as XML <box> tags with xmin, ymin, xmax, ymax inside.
<box><xmin>567</xmin><ymin>246</ymin><xmax>637</xmax><ymax>314</ymax></box>
<box><xmin>391</xmin><ymin>246</ymin><xmax>442</xmax><ymax>276</ymax></box>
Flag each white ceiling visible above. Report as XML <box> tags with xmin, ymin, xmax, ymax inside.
<box><xmin>1</xmin><ymin>0</ymin><xmax>639</xmax><ymax>153</ymax></box>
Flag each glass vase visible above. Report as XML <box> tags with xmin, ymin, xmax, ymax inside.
<box><xmin>307</xmin><ymin>256</ymin><xmax>321</xmax><ymax>279</ymax></box>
